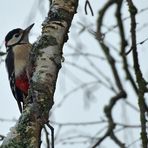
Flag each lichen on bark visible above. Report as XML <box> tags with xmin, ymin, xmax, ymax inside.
<box><xmin>1</xmin><ymin>0</ymin><xmax>78</xmax><ymax>147</ymax></box>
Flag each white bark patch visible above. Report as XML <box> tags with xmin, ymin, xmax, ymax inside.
<box><xmin>32</xmin><ymin>46</ymin><xmax>61</xmax><ymax>83</ymax></box>
<box><xmin>32</xmin><ymin>21</ymin><xmax>67</xmax><ymax>83</ymax></box>
<box><xmin>52</xmin><ymin>0</ymin><xmax>75</xmax><ymax>12</ymax></box>
<box><xmin>43</xmin><ymin>21</ymin><xmax>67</xmax><ymax>44</ymax></box>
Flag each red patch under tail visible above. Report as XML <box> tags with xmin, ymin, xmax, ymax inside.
<box><xmin>15</xmin><ymin>74</ymin><xmax>29</xmax><ymax>94</ymax></box>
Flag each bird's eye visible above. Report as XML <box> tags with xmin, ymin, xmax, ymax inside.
<box><xmin>15</xmin><ymin>34</ymin><xmax>20</xmax><ymax>38</ymax></box>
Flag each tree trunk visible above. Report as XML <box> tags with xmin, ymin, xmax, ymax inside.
<box><xmin>1</xmin><ymin>0</ymin><xmax>78</xmax><ymax>147</ymax></box>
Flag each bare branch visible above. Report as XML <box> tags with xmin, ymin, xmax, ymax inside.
<box><xmin>127</xmin><ymin>0</ymin><xmax>148</xmax><ymax>147</ymax></box>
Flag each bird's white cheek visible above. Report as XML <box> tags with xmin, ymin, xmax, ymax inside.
<box><xmin>7</xmin><ymin>39</ymin><xmax>16</xmax><ymax>46</ymax></box>
<box><xmin>7</xmin><ymin>36</ymin><xmax>22</xmax><ymax>46</ymax></box>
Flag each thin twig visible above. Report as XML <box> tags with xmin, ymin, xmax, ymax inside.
<box><xmin>46</xmin><ymin>122</ymin><xmax>54</xmax><ymax>148</ymax></box>
<box><xmin>43</xmin><ymin>126</ymin><xmax>50</xmax><ymax>148</ymax></box>
<box><xmin>0</xmin><ymin>134</ymin><xmax>5</xmax><ymax>141</ymax></box>
<box><xmin>84</xmin><ymin>0</ymin><xmax>94</xmax><ymax>16</ymax></box>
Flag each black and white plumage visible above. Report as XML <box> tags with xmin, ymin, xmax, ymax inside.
<box><xmin>5</xmin><ymin>24</ymin><xmax>34</xmax><ymax>113</ymax></box>
<box><xmin>5</xmin><ymin>48</ymin><xmax>24</xmax><ymax>112</ymax></box>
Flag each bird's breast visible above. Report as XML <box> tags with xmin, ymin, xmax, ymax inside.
<box><xmin>12</xmin><ymin>44</ymin><xmax>32</xmax><ymax>77</ymax></box>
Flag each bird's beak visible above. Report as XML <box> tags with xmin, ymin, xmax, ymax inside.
<box><xmin>24</xmin><ymin>23</ymin><xmax>34</xmax><ymax>34</ymax></box>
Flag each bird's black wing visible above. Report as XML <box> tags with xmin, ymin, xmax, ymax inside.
<box><xmin>5</xmin><ymin>49</ymin><xmax>23</xmax><ymax>113</ymax></box>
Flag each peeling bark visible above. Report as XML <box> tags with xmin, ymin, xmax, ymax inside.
<box><xmin>1</xmin><ymin>0</ymin><xmax>78</xmax><ymax>147</ymax></box>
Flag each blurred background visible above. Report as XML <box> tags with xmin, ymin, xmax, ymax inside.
<box><xmin>0</xmin><ymin>0</ymin><xmax>148</xmax><ymax>147</ymax></box>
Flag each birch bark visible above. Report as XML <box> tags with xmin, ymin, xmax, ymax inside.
<box><xmin>1</xmin><ymin>0</ymin><xmax>78</xmax><ymax>147</ymax></box>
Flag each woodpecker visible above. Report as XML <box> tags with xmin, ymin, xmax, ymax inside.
<box><xmin>5</xmin><ymin>24</ymin><xmax>34</xmax><ymax>113</ymax></box>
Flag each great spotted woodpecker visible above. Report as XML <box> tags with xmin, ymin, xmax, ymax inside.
<box><xmin>5</xmin><ymin>24</ymin><xmax>34</xmax><ymax>113</ymax></box>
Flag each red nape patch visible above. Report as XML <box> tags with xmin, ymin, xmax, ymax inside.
<box><xmin>15</xmin><ymin>74</ymin><xmax>29</xmax><ymax>94</ymax></box>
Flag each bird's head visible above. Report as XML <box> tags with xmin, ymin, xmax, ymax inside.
<box><xmin>5</xmin><ymin>23</ymin><xmax>34</xmax><ymax>48</ymax></box>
